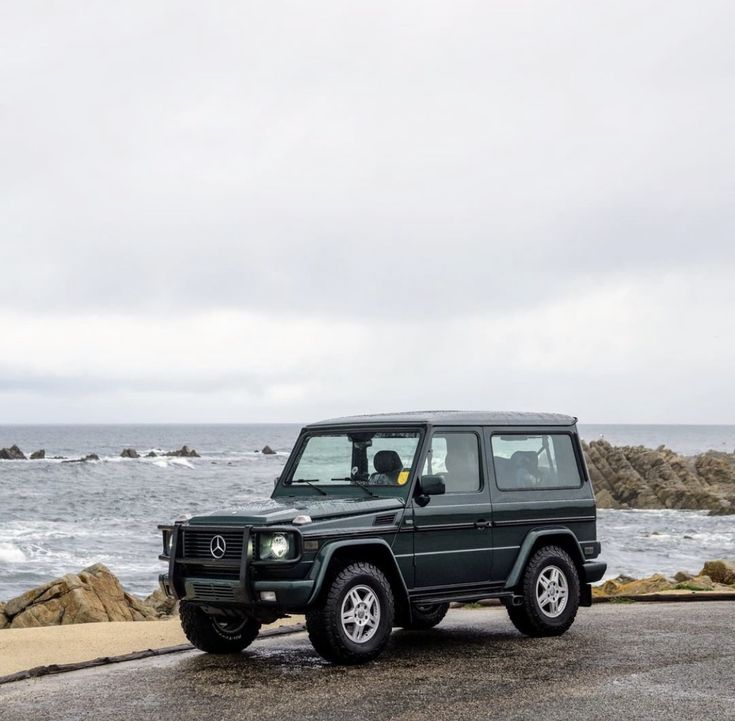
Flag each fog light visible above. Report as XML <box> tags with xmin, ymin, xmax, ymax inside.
<box><xmin>260</xmin><ymin>591</ymin><xmax>277</xmax><ymax>602</ymax></box>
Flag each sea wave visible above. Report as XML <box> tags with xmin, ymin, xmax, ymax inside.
<box><xmin>0</xmin><ymin>542</ymin><xmax>27</xmax><ymax>563</ymax></box>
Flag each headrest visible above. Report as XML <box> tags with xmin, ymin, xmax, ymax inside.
<box><xmin>511</xmin><ymin>450</ymin><xmax>538</xmax><ymax>469</ymax></box>
<box><xmin>374</xmin><ymin>450</ymin><xmax>403</xmax><ymax>474</ymax></box>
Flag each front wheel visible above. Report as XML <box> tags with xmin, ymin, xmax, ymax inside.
<box><xmin>306</xmin><ymin>561</ymin><xmax>395</xmax><ymax>664</ymax></box>
<box><xmin>180</xmin><ymin>602</ymin><xmax>261</xmax><ymax>653</ymax></box>
<box><xmin>506</xmin><ymin>545</ymin><xmax>580</xmax><ymax>637</ymax></box>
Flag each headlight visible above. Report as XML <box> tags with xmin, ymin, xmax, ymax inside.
<box><xmin>258</xmin><ymin>532</ymin><xmax>295</xmax><ymax>561</ymax></box>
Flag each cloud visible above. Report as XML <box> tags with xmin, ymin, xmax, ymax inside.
<box><xmin>0</xmin><ymin>1</ymin><xmax>733</xmax><ymax>421</ymax></box>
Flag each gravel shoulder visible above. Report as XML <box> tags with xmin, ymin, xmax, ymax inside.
<box><xmin>1</xmin><ymin>603</ymin><xmax>733</xmax><ymax>721</ymax></box>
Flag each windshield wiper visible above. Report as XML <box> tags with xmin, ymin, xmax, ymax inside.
<box><xmin>289</xmin><ymin>478</ymin><xmax>327</xmax><ymax>496</ymax></box>
<box><xmin>331</xmin><ymin>477</ymin><xmax>378</xmax><ymax>498</ymax></box>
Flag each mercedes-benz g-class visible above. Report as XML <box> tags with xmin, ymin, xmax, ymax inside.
<box><xmin>158</xmin><ymin>411</ymin><xmax>606</xmax><ymax>664</ymax></box>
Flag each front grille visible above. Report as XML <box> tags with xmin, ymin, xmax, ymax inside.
<box><xmin>187</xmin><ymin>566</ymin><xmax>241</xmax><ymax>580</ymax></box>
<box><xmin>183</xmin><ymin>529</ymin><xmax>243</xmax><ymax>560</ymax></box>
<box><xmin>191</xmin><ymin>582</ymin><xmax>236</xmax><ymax>601</ymax></box>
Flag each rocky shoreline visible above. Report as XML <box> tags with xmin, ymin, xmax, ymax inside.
<box><xmin>2</xmin><ymin>559</ymin><xmax>733</xmax><ymax>630</ymax></box>
<box><xmin>584</xmin><ymin>440</ymin><xmax>735</xmax><ymax>515</ymax></box>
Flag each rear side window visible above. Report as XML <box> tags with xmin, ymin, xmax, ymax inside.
<box><xmin>491</xmin><ymin>434</ymin><xmax>582</xmax><ymax>490</ymax></box>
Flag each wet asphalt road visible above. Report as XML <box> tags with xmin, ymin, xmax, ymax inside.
<box><xmin>1</xmin><ymin>603</ymin><xmax>734</xmax><ymax>721</ymax></box>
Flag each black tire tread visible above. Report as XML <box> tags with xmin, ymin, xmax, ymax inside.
<box><xmin>506</xmin><ymin>545</ymin><xmax>580</xmax><ymax>638</ymax></box>
<box><xmin>180</xmin><ymin>601</ymin><xmax>261</xmax><ymax>654</ymax></box>
<box><xmin>306</xmin><ymin>561</ymin><xmax>394</xmax><ymax>664</ymax></box>
<box><xmin>401</xmin><ymin>602</ymin><xmax>450</xmax><ymax>630</ymax></box>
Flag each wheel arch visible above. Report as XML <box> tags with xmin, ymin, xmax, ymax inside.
<box><xmin>307</xmin><ymin>539</ymin><xmax>411</xmax><ymax>620</ymax></box>
<box><xmin>504</xmin><ymin>528</ymin><xmax>585</xmax><ymax>591</ymax></box>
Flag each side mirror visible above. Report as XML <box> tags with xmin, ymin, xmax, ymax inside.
<box><xmin>420</xmin><ymin>475</ymin><xmax>446</xmax><ymax>495</ymax></box>
<box><xmin>415</xmin><ymin>475</ymin><xmax>445</xmax><ymax>506</ymax></box>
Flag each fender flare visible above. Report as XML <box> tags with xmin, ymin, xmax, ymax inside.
<box><xmin>306</xmin><ymin>538</ymin><xmax>410</xmax><ymax>610</ymax></box>
<box><xmin>504</xmin><ymin>528</ymin><xmax>585</xmax><ymax>590</ymax></box>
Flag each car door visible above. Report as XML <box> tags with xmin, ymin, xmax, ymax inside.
<box><xmin>410</xmin><ymin>427</ymin><xmax>494</xmax><ymax>588</ymax></box>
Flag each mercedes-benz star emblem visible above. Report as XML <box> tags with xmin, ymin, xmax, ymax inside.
<box><xmin>210</xmin><ymin>535</ymin><xmax>227</xmax><ymax>559</ymax></box>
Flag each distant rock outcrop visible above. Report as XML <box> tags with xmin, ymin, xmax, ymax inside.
<box><xmin>120</xmin><ymin>448</ymin><xmax>140</xmax><ymax>459</ymax></box>
<box><xmin>164</xmin><ymin>446</ymin><xmax>199</xmax><ymax>458</ymax></box>
<box><xmin>0</xmin><ymin>563</ymin><xmax>158</xmax><ymax>629</ymax></box>
<box><xmin>145</xmin><ymin>451</ymin><xmax>158</xmax><ymax>458</ymax></box>
<box><xmin>584</xmin><ymin>440</ymin><xmax>735</xmax><ymax>515</ymax></box>
<box><xmin>0</xmin><ymin>445</ymin><xmax>26</xmax><ymax>460</ymax></box>
<box><xmin>261</xmin><ymin>445</ymin><xmax>276</xmax><ymax>455</ymax></box>
<box><xmin>30</xmin><ymin>449</ymin><xmax>46</xmax><ymax>460</ymax></box>
<box><xmin>62</xmin><ymin>453</ymin><xmax>100</xmax><ymax>464</ymax></box>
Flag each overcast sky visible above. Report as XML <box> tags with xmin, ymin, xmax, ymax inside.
<box><xmin>1</xmin><ymin>1</ymin><xmax>733</xmax><ymax>424</ymax></box>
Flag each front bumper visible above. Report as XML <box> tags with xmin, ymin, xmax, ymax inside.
<box><xmin>161</xmin><ymin>523</ymin><xmax>310</xmax><ymax>609</ymax></box>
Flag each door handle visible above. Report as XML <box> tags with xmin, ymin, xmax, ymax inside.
<box><xmin>474</xmin><ymin>519</ymin><xmax>490</xmax><ymax>529</ymax></box>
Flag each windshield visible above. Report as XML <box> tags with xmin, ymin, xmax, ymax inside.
<box><xmin>280</xmin><ymin>430</ymin><xmax>422</xmax><ymax>496</ymax></box>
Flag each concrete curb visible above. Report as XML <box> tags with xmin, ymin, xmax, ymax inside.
<box><xmin>592</xmin><ymin>592</ymin><xmax>735</xmax><ymax>603</ymax></box>
<box><xmin>0</xmin><ymin>622</ymin><xmax>306</xmax><ymax>686</ymax></box>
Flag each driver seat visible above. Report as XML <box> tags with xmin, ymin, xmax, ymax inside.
<box><xmin>367</xmin><ymin>450</ymin><xmax>403</xmax><ymax>485</ymax></box>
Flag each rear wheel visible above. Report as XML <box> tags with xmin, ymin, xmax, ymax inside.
<box><xmin>400</xmin><ymin>602</ymin><xmax>449</xmax><ymax>630</ymax></box>
<box><xmin>306</xmin><ymin>561</ymin><xmax>394</xmax><ymax>664</ymax></box>
<box><xmin>180</xmin><ymin>602</ymin><xmax>261</xmax><ymax>653</ymax></box>
<box><xmin>506</xmin><ymin>545</ymin><xmax>580</xmax><ymax>637</ymax></box>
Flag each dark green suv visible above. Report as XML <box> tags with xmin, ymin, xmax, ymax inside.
<box><xmin>158</xmin><ymin>411</ymin><xmax>606</xmax><ymax>664</ymax></box>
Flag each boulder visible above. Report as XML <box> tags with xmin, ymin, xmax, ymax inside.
<box><xmin>2</xmin><ymin>563</ymin><xmax>157</xmax><ymax>628</ymax></box>
<box><xmin>145</xmin><ymin>451</ymin><xmax>158</xmax><ymax>458</ymax></box>
<box><xmin>699</xmin><ymin>559</ymin><xmax>735</xmax><ymax>585</ymax></box>
<box><xmin>0</xmin><ymin>602</ymin><xmax>7</xmax><ymax>630</ymax></box>
<box><xmin>143</xmin><ymin>587</ymin><xmax>178</xmax><ymax>617</ymax></box>
<box><xmin>120</xmin><ymin>448</ymin><xmax>140</xmax><ymax>459</ymax></box>
<box><xmin>674</xmin><ymin>571</ymin><xmax>693</xmax><ymax>582</ymax></box>
<box><xmin>30</xmin><ymin>449</ymin><xmax>46</xmax><ymax>460</ymax></box>
<box><xmin>261</xmin><ymin>445</ymin><xmax>276</xmax><ymax>455</ymax></box>
<box><xmin>164</xmin><ymin>446</ymin><xmax>200</xmax><ymax>458</ymax></box>
<box><xmin>0</xmin><ymin>444</ymin><xmax>26</xmax><ymax>460</ymax></box>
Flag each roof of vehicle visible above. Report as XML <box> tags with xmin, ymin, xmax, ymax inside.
<box><xmin>305</xmin><ymin>411</ymin><xmax>577</xmax><ymax>428</ymax></box>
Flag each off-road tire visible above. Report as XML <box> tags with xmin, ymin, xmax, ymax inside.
<box><xmin>400</xmin><ymin>602</ymin><xmax>450</xmax><ymax>630</ymax></box>
<box><xmin>506</xmin><ymin>545</ymin><xmax>580</xmax><ymax>637</ymax></box>
<box><xmin>306</xmin><ymin>561</ymin><xmax>395</xmax><ymax>664</ymax></box>
<box><xmin>180</xmin><ymin>601</ymin><xmax>261</xmax><ymax>653</ymax></box>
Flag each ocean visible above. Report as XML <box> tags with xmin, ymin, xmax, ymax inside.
<box><xmin>1</xmin><ymin>423</ymin><xmax>734</xmax><ymax>600</ymax></box>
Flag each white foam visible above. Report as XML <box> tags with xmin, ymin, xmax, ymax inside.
<box><xmin>0</xmin><ymin>542</ymin><xmax>27</xmax><ymax>563</ymax></box>
<box><xmin>168</xmin><ymin>458</ymin><xmax>194</xmax><ymax>469</ymax></box>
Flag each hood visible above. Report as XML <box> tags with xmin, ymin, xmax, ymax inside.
<box><xmin>187</xmin><ymin>495</ymin><xmax>405</xmax><ymax>526</ymax></box>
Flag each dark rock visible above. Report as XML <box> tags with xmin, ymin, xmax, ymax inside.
<box><xmin>30</xmin><ymin>449</ymin><xmax>46</xmax><ymax>460</ymax></box>
<box><xmin>62</xmin><ymin>453</ymin><xmax>100</xmax><ymax>464</ymax></box>
<box><xmin>164</xmin><ymin>446</ymin><xmax>199</xmax><ymax>458</ymax></box>
<box><xmin>0</xmin><ymin>445</ymin><xmax>26</xmax><ymax>460</ymax></box>
<box><xmin>261</xmin><ymin>445</ymin><xmax>276</xmax><ymax>455</ymax></box>
<box><xmin>145</xmin><ymin>451</ymin><xmax>157</xmax><ymax>458</ymax></box>
<box><xmin>121</xmin><ymin>448</ymin><xmax>140</xmax><ymax>459</ymax></box>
